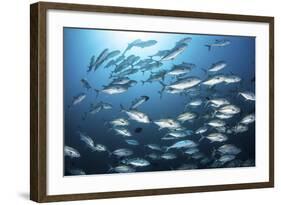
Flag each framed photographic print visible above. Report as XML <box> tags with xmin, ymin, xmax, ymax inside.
<box><xmin>30</xmin><ymin>2</ymin><xmax>274</xmax><ymax>202</ymax></box>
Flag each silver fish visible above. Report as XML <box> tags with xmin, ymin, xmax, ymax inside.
<box><xmin>105</xmin><ymin>59</ymin><xmax>116</xmax><ymax>68</ymax></box>
<box><xmin>223</xmin><ymin>75</ymin><xmax>241</xmax><ymax>84</ymax></box>
<box><xmin>166</xmin><ymin>140</ymin><xmax>197</xmax><ymax>151</ymax></box>
<box><xmin>110</xmin><ymin>77</ymin><xmax>131</xmax><ymax>85</ymax></box>
<box><xmin>191</xmin><ymin>152</ymin><xmax>204</xmax><ymax>160</ymax></box>
<box><xmin>80</xmin><ymin>78</ymin><xmax>91</xmax><ymax>90</ymax></box>
<box><xmin>69</xmin><ymin>93</ymin><xmax>86</xmax><ymax>107</ymax></box>
<box><xmin>208</xmin><ymin>61</ymin><xmax>227</xmax><ymax>72</ymax></box>
<box><xmin>207</xmin><ymin>119</ymin><xmax>226</xmax><ymax>127</ymax></box>
<box><xmin>113</xmin><ymin>68</ymin><xmax>139</xmax><ymax>77</ymax></box>
<box><xmin>184</xmin><ymin>147</ymin><xmax>199</xmax><ymax>155</ymax></box>
<box><xmin>68</xmin><ymin>169</ymin><xmax>86</xmax><ymax>175</ymax></box>
<box><xmin>161</xmin><ymin>136</ymin><xmax>178</xmax><ymax>140</ymax></box>
<box><xmin>215</xmin><ymin>113</ymin><xmax>234</xmax><ymax>119</ymax></box>
<box><xmin>147</xmin><ymin>153</ymin><xmax>161</xmax><ymax>160</ymax></box>
<box><xmin>109</xmin><ymin>165</ymin><xmax>136</xmax><ymax>173</ymax></box>
<box><xmin>206</xmin><ymin>98</ymin><xmax>230</xmax><ymax>108</ymax></box>
<box><xmin>205</xmin><ymin>39</ymin><xmax>231</xmax><ymax>51</ymax></box>
<box><xmin>130</xmin><ymin>96</ymin><xmax>149</xmax><ymax>109</ymax></box>
<box><xmin>164</xmin><ymin>130</ymin><xmax>193</xmax><ymax>138</ymax></box>
<box><xmin>124</xmin><ymin>39</ymin><xmax>157</xmax><ymax>54</ymax></box>
<box><xmin>177</xmin><ymin>111</ymin><xmax>197</xmax><ymax>122</ymax></box>
<box><xmin>240</xmin><ymin>114</ymin><xmax>255</xmax><ymax>124</ymax></box>
<box><xmin>106</xmin><ymin>50</ymin><xmax>121</xmax><ymax>59</ymax></box>
<box><xmin>84</xmin><ymin>101</ymin><xmax>112</xmax><ymax>117</ymax></box>
<box><xmin>140</xmin><ymin>62</ymin><xmax>162</xmax><ymax>73</ymax></box>
<box><xmin>145</xmin><ymin>144</ymin><xmax>162</xmax><ymax>151</ymax></box>
<box><xmin>93</xmin><ymin>144</ymin><xmax>108</xmax><ymax>152</ymax></box>
<box><xmin>154</xmin><ymin>118</ymin><xmax>181</xmax><ymax>130</ymax></box>
<box><xmin>95</xmin><ymin>84</ymin><xmax>128</xmax><ymax>96</ymax></box>
<box><xmin>166</xmin><ymin>77</ymin><xmax>201</xmax><ymax>90</ymax></box>
<box><xmin>195</xmin><ymin>126</ymin><xmax>208</xmax><ymax>135</ymax></box>
<box><xmin>86</xmin><ymin>103</ymin><xmax>103</xmax><ymax>116</ymax></box>
<box><xmin>87</xmin><ymin>55</ymin><xmax>95</xmax><ymax>72</ymax></box>
<box><xmin>114</xmin><ymin>127</ymin><xmax>132</xmax><ymax>137</ymax></box>
<box><xmin>149</xmin><ymin>50</ymin><xmax>170</xmax><ymax>59</ymax></box>
<box><xmin>121</xmin><ymin>105</ymin><xmax>150</xmax><ymax>123</ymax></box>
<box><xmin>238</xmin><ymin>91</ymin><xmax>255</xmax><ymax>101</ymax></box>
<box><xmin>218</xmin><ymin>154</ymin><xmax>236</xmax><ymax>165</ymax></box>
<box><xmin>217</xmin><ymin>104</ymin><xmax>241</xmax><ymax>115</ymax></box>
<box><xmin>161</xmin><ymin>153</ymin><xmax>177</xmax><ymax>160</ymax></box>
<box><xmin>167</xmin><ymin>62</ymin><xmax>193</xmax><ymax>76</ymax></box>
<box><xmin>217</xmin><ymin>144</ymin><xmax>241</xmax><ymax>155</ymax></box>
<box><xmin>123</xmin><ymin>158</ymin><xmax>150</xmax><ymax>167</ymax></box>
<box><xmin>160</xmin><ymin>44</ymin><xmax>187</xmax><ymax>61</ymax></box>
<box><xmin>93</xmin><ymin>48</ymin><xmax>110</xmax><ymax>71</ymax></box>
<box><xmin>205</xmin><ymin>133</ymin><xmax>228</xmax><ymax>143</ymax></box>
<box><xmin>109</xmin><ymin>118</ymin><xmax>129</xmax><ymax>127</ymax></box>
<box><xmin>185</xmin><ymin>99</ymin><xmax>203</xmax><ymax>108</ymax></box>
<box><xmin>142</xmin><ymin>70</ymin><xmax>167</xmax><ymax>84</ymax></box>
<box><xmin>202</xmin><ymin>75</ymin><xmax>225</xmax><ymax>86</ymax></box>
<box><xmin>232</xmin><ymin>124</ymin><xmax>248</xmax><ymax>133</ymax></box>
<box><xmin>175</xmin><ymin>37</ymin><xmax>192</xmax><ymax>47</ymax></box>
<box><xmin>125</xmin><ymin>139</ymin><xmax>139</xmax><ymax>146</ymax></box>
<box><xmin>215</xmin><ymin>126</ymin><xmax>227</xmax><ymax>133</ymax></box>
<box><xmin>64</xmin><ymin>146</ymin><xmax>80</xmax><ymax>158</ymax></box>
<box><xmin>112</xmin><ymin>148</ymin><xmax>133</xmax><ymax>157</ymax></box>
<box><xmin>79</xmin><ymin>132</ymin><xmax>94</xmax><ymax>149</ymax></box>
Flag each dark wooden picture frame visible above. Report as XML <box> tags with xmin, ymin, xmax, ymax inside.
<box><xmin>30</xmin><ymin>1</ymin><xmax>274</xmax><ymax>203</ymax></box>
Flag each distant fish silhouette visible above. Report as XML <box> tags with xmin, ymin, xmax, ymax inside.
<box><xmin>134</xmin><ymin>127</ymin><xmax>143</xmax><ymax>133</ymax></box>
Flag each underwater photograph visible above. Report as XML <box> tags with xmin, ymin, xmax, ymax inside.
<box><xmin>63</xmin><ymin>27</ymin><xmax>256</xmax><ymax>176</ymax></box>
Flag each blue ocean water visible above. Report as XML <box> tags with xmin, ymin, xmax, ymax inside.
<box><xmin>63</xmin><ymin>27</ymin><xmax>255</xmax><ymax>176</ymax></box>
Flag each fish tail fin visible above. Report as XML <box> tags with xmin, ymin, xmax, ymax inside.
<box><xmin>211</xmin><ymin>110</ymin><xmax>217</xmax><ymax>118</ymax></box>
<box><xmin>155</xmin><ymin>60</ymin><xmax>162</xmax><ymax>67</ymax></box>
<box><xmin>200</xmin><ymin>68</ymin><xmax>207</xmax><ymax>74</ymax></box>
<box><xmin>103</xmin><ymin>120</ymin><xmax>108</xmax><ymax>126</ymax></box>
<box><xmin>211</xmin><ymin>148</ymin><xmax>217</xmax><ymax>158</ymax></box>
<box><xmin>205</xmin><ymin>45</ymin><xmax>211</xmax><ymax>51</ymax></box>
<box><xmin>90</xmin><ymin>146</ymin><xmax>97</xmax><ymax>152</ymax></box>
<box><xmin>204</xmin><ymin>97</ymin><xmax>211</xmax><ymax>108</ymax></box>
<box><xmin>158</xmin><ymin>80</ymin><xmax>166</xmax><ymax>87</ymax></box>
<box><xmin>157</xmin><ymin>91</ymin><xmax>164</xmax><ymax>99</ymax></box>
<box><xmin>163</xmin><ymin>133</ymin><xmax>169</xmax><ymax>137</ymax></box>
<box><xmin>198</xmin><ymin>134</ymin><xmax>205</xmax><ymax>142</ymax></box>
<box><xmin>204</xmin><ymin>101</ymin><xmax>210</xmax><ymax>108</ymax></box>
<box><xmin>158</xmin><ymin>81</ymin><xmax>166</xmax><ymax>97</ymax></box>
<box><xmin>119</xmin><ymin>104</ymin><xmax>125</xmax><ymax>112</ymax></box>
<box><xmin>107</xmin><ymin>164</ymin><xmax>114</xmax><ymax>173</ymax></box>
<box><xmin>93</xmin><ymin>89</ymin><xmax>100</xmax><ymax>98</ymax></box>
<box><xmin>109</xmin><ymin>72</ymin><xmax>115</xmax><ymax>78</ymax></box>
<box><xmin>237</xmin><ymin>92</ymin><xmax>241</xmax><ymax>97</ymax></box>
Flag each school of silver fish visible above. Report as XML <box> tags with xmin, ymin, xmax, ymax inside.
<box><xmin>65</xmin><ymin>36</ymin><xmax>255</xmax><ymax>175</ymax></box>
